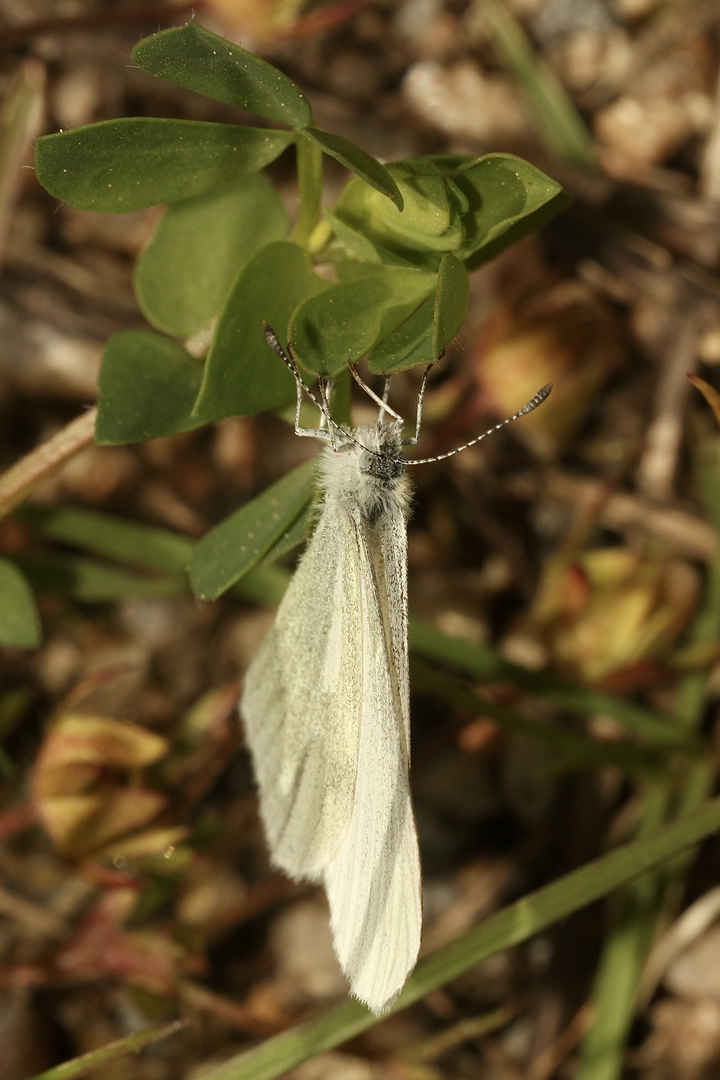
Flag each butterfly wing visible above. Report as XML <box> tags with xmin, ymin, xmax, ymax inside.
<box><xmin>240</xmin><ymin>496</ymin><xmax>364</xmax><ymax>882</ymax></box>
<box><xmin>324</xmin><ymin>506</ymin><xmax>422</xmax><ymax>1014</ymax></box>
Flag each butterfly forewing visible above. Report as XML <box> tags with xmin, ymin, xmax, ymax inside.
<box><xmin>324</xmin><ymin>499</ymin><xmax>421</xmax><ymax>1013</ymax></box>
<box><xmin>241</xmin><ymin>501</ymin><xmax>364</xmax><ymax>881</ymax></box>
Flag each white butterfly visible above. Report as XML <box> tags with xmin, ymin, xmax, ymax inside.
<box><xmin>241</xmin><ymin>324</ymin><xmax>550</xmax><ymax>1014</ymax></box>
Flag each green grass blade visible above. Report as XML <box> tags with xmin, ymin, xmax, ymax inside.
<box><xmin>409</xmin><ymin>619</ymin><xmax>695</xmax><ymax>748</ymax></box>
<box><xmin>482</xmin><ymin>0</ymin><xmax>594</xmax><ymax>167</ymax></box>
<box><xmin>577</xmin><ymin>453</ymin><xmax>720</xmax><ymax>1080</ymax></box>
<box><xmin>26</xmin><ymin>1019</ymin><xmax>186</xmax><ymax>1080</ymax></box>
<box><xmin>197</xmin><ymin>796</ymin><xmax>720</xmax><ymax>1080</ymax></box>
<box><xmin>411</xmin><ymin>660</ymin><xmax>676</xmax><ymax>775</ymax></box>
<box><xmin>20</xmin><ymin>505</ymin><xmax>193</xmax><ymax>573</ymax></box>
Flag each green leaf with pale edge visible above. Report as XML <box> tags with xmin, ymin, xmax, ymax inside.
<box><xmin>132</xmin><ymin>21</ymin><xmax>312</xmax><ymax>127</ymax></box>
<box><xmin>0</xmin><ymin>558</ymin><xmax>41</xmax><ymax>647</ymax></box>
<box><xmin>96</xmin><ymin>331</ymin><xmax>204</xmax><ymax>445</ymax></box>
<box><xmin>34</xmin><ymin>119</ymin><xmax>294</xmax><ymax>213</ymax></box>
<box><xmin>135</xmin><ymin>175</ymin><xmax>289</xmax><ymax>338</ymax></box>
<box><xmin>454</xmin><ymin>153</ymin><xmax>568</xmax><ymax>268</ymax></box>
<box><xmin>191</xmin><ymin>460</ymin><xmax>317</xmax><ymax>600</ymax></box>
<box><xmin>367</xmin><ymin>295</ymin><xmax>435</xmax><ymax>372</ymax></box>
<box><xmin>368</xmin><ymin>253</ymin><xmax>469</xmax><ymax>372</ymax></box>
<box><xmin>289</xmin><ymin>266</ymin><xmax>436</xmax><ymax>376</ymax></box>
<box><xmin>193</xmin><ymin>241</ymin><xmax>327</xmax><ymax>421</ymax></box>
<box><xmin>195</xmin><ymin>796</ymin><xmax>720</xmax><ymax>1080</ymax></box>
<box><xmin>301</xmin><ymin>129</ymin><xmax>402</xmax><ymax>208</ymax></box>
<box><xmin>435</xmin><ymin>252</ymin><xmax>470</xmax><ymax>347</ymax></box>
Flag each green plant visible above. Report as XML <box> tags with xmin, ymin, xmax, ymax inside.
<box><xmin>25</xmin><ymin>18</ymin><xmax>566</xmax><ymax>614</ymax></box>
<box><xmin>5</xmin><ymin>19</ymin><xmax>719</xmax><ymax>1080</ymax></box>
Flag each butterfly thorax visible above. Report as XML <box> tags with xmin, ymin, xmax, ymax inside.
<box><xmin>319</xmin><ymin>422</ymin><xmax>412</xmax><ymax>527</ymax></box>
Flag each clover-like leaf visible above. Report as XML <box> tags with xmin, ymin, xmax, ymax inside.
<box><xmin>132</xmin><ymin>21</ymin><xmax>312</xmax><ymax>127</ymax></box>
<box><xmin>300</xmin><ymin>128</ymin><xmax>402</xmax><ymax>207</ymax></box>
<box><xmin>35</xmin><ymin>118</ymin><xmax>294</xmax><ymax>212</ymax></box>
<box><xmin>193</xmin><ymin>241</ymin><xmax>327</xmax><ymax>421</ymax></box>
<box><xmin>333</xmin><ymin>160</ymin><xmax>466</xmax><ymax>268</ymax></box>
<box><xmin>96</xmin><ymin>331</ymin><xmax>204</xmax><ymax>445</ymax></box>
<box><xmin>0</xmin><ymin>558</ymin><xmax>41</xmax><ymax>647</ymax></box>
<box><xmin>135</xmin><ymin>175</ymin><xmax>289</xmax><ymax>338</ymax></box>
<box><xmin>289</xmin><ymin>266</ymin><xmax>437</xmax><ymax>376</ymax></box>
<box><xmin>191</xmin><ymin>460</ymin><xmax>317</xmax><ymax>600</ymax></box>
<box><xmin>452</xmin><ymin>153</ymin><xmax>567</xmax><ymax>268</ymax></box>
<box><xmin>368</xmin><ymin>254</ymin><xmax>469</xmax><ymax>373</ymax></box>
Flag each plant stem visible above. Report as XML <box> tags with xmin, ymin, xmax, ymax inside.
<box><xmin>0</xmin><ymin>407</ymin><xmax>97</xmax><ymax>521</ymax></box>
<box><xmin>291</xmin><ymin>132</ymin><xmax>323</xmax><ymax>249</ymax></box>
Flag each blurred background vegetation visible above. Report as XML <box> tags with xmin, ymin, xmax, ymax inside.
<box><xmin>2</xmin><ymin>1</ymin><xmax>720</xmax><ymax>1078</ymax></box>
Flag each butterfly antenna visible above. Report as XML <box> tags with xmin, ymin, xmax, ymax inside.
<box><xmin>407</xmin><ymin>383</ymin><xmax>553</xmax><ymax>466</ymax></box>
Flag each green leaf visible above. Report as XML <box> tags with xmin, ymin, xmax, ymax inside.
<box><xmin>8</xmin><ymin>552</ymin><xmax>184</xmax><ymax>602</ymax></box>
<box><xmin>323</xmin><ymin>211</ymin><xmax>393</xmax><ymax>265</ymax></box>
<box><xmin>435</xmin><ymin>252</ymin><xmax>470</xmax><ymax>348</ymax></box>
<box><xmin>135</xmin><ymin>175</ymin><xmax>289</xmax><ymax>338</ymax></box>
<box><xmin>300</xmin><ymin>128</ymin><xmax>402</xmax><ymax>208</ymax></box>
<box><xmin>262</xmin><ymin>505</ymin><xmax>313</xmax><ymax>564</ymax></box>
<box><xmin>332</xmin><ymin>160</ymin><xmax>467</xmax><ymax>268</ymax></box>
<box><xmin>34</xmin><ymin>119</ymin><xmax>294</xmax><ymax>213</ymax></box>
<box><xmin>367</xmin><ymin>295</ymin><xmax>436</xmax><ymax>372</ymax></box>
<box><xmin>289</xmin><ymin>266</ymin><xmax>437</xmax><ymax>376</ymax></box>
<box><xmin>193</xmin><ymin>241</ymin><xmax>327</xmax><ymax>421</ymax></box>
<box><xmin>196</xmin><ymin>795</ymin><xmax>720</xmax><ymax>1080</ymax></box>
<box><xmin>132</xmin><ymin>21</ymin><xmax>312</xmax><ymax>127</ymax></box>
<box><xmin>20</xmin><ymin>506</ymin><xmax>192</xmax><ymax>574</ymax></box>
<box><xmin>451</xmin><ymin>153</ymin><xmax>567</xmax><ymax>268</ymax></box>
<box><xmin>0</xmin><ymin>558</ymin><xmax>41</xmax><ymax>647</ymax></box>
<box><xmin>96</xmin><ymin>331</ymin><xmax>204</xmax><ymax>445</ymax></box>
<box><xmin>368</xmin><ymin>253</ymin><xmax>469</xmax><ymax>372</ymax></box>
<box><xmin>329</xmin><ymin>153</ymin><xmax>565</xmax><ymax>271</ymax></box>
<box><xmin>191</xmin><ymin>460</ymin><xmax>317</xmax><ymax>600</ymax></box>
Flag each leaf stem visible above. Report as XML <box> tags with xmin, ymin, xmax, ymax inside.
<box><xmin>0</xmin><ymin>407</ymin><xmax>97</xmax><ymax>521</ymax></box>
<box><xmin>291</xmin><ymin>132</ymin><xmax>323</xmax><ymax>249</ymax></box>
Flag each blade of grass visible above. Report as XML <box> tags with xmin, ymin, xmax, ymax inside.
<box><xmin>26</xmin><ymin>1018</ymin><xmax>187</xmax><ymax>1080</ymax></box>
<box><xmin>22</xmin><ymin>507</ymin><xmax>697</xmax><ymax>751</ymax></box>
<box><xmin>481</xmin><ymin>0</ymin><xmax>594</xmax><ymax>167</ymax></box>
<box><xmin>409</xmin><ymin>619</ymin><xmax>694</xmax><ymax>749</ymax></box>
<box><xmin>576</xmin><ymin>445</ymin><xmax>720</xmax><ymax>1080</ymax></box>
<box><xmin>196</xmin><ymin>795</ymin><xmax>720</xmax><ymax>1080</ymax></box>
<box><xmin>19</xmin><ymin>504</ymin><xmax>292</xmax><ymax>607</ymax></box>
<box><xmin>411</xmin><ymin>659</ymin><xmax>677</xmax><ymax>775</ymax></box>
<box><xmin>575</xmin><ymin>781</ymin><xmax>670</xmax><ymax>1080</ymax></box>
<box><xmin>0</xmin><ymin>57</ymin><xmax>44</xmax><ymax>261</ymax></box>
<box><xmin>8</xmin><ymin>551</ymin><xmax>187</xmax><ymax>602</ymax></box>
<box><xmin>20</xmin><ymin>505</ymin><xmax>193</xmax><ymax>573</ymax></box>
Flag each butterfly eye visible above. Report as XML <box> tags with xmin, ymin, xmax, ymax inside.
<box><xmin>359</xmin><ymin>450</ymin><xmax>374</xmax><ymax>472</ymax></box>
